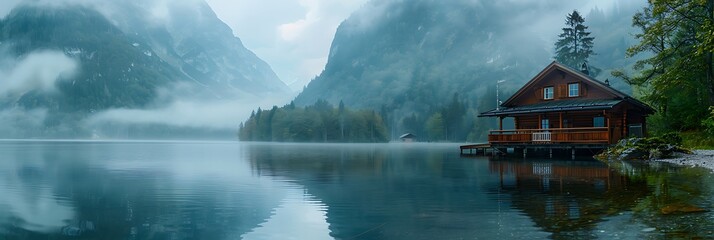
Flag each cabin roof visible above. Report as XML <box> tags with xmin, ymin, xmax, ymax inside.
<box><xmin>479</xmin><ymin>99</ymin><xmax>623</xmax><ymax>117</ymax></box>
<box><xmin>480</xmin><ymin>61</ymin><xmax>654</xmax><ymax>117</ymax></box>
<box><xmin>399</xmin><ymin>133</ymin><xmax>416</xmax><ymax>139</ymax></box>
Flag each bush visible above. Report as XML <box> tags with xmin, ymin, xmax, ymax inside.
<box><xmin>703</xmin><ymin>106</ymin><xmax>714</xmax><ymax>135</ymax></box>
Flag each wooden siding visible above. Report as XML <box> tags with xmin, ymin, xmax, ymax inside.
<box><xmin>506</xmin><ymin>69</ymin><xmax>614</xmax><ymax>106</ymax></box>
<box><xmin>488</xmin><ymin>127</ymin><xmax>609</xmax><ymax>144</ymax></box>
<box><xmin>505</xmin><ymin>106</ymin><xmax>650</xmax><ymax>144</ymax></box>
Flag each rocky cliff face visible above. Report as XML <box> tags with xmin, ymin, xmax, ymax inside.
<box><xmin>295</xmin><ymin>0</ymin><xmax>550</xmax><ymax>111</ymax></box>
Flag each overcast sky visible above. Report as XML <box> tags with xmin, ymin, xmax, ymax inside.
<box><xmin>205</xmin><ymin>0</ymin><xmax>368</xmax><ymax>89</ymax></box>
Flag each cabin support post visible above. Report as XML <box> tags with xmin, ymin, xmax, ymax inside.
<box><xmin>623</xmin><ymin>109</ymin><xmax>628</xmax><ymax>138</ymax></box>
<box><xmin>559</xmin><ymin>113</ymin><xmax>563</xmax><ymax>128</ymax></box>
<box><xmin>571</xmin><ymin>147</ymin><xmax>575</xmax><ymax>160</ymax></box>
<box><xmin>523</xmin><ymin>148</ymin><xmax>527</xmax><ymax>158</ymax></box>
<box><xmin>538</xmin><ymin>115</ymin><xmax>542</xmax><ymax>129</ymax></box>
<box><xmin>549</xmin><ymin>148</ymin><xmax>553</xmax><ymax>159</ymax></box>
<box><xmin>499</xmin><ymin>117</ymin><xmax>503</xmax><ymax>130</ymax></box>
<box><xmin>604</xmin><ymin>110</ymin><xmax>611</xmax><ymax>144</ymax></box>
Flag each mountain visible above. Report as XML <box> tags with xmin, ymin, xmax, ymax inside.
<box><xmin>1</xmin><ymin>6</ymin><xmax>187</xmax><ymax>112</ymax></box>
<box><xmin>104</xmin><ymin>0</ymin><xmax>290</xmax><ymax>96</ymax></box>
<box><xmin>0</xmin><ymin>1</ymin><xmax>290</xmax><ymax>138</ymax></box>
<box><xmin>294</xmin><ymin>0</ymin><xmax>642</xmax><ymax>141</ymax></box>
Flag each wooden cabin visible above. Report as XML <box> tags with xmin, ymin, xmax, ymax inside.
<box><xmin>399</xmin><ymin>133</ymin><xmax>417</xmax><ymax>142</ymax></box>
<box><xmin>478</xmin><ymin>61</ymin><xmax>654</xmax><ymax>150</ymax></box>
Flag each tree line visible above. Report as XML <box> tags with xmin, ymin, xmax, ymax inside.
<box><xmin>239</xmin><ymin>100</ymin><xmax>388</xmax><ymax>142</ymax></box>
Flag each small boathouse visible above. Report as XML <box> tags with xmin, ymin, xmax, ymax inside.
<box><xmin>463</xmin><ymin>61</ymin><xmax>655</xmax><ymax>158</ymax></box>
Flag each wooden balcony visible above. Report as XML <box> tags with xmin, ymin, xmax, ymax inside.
<box><xmin>488</xmin><ymin>127</ymin><xmax>609</xmax><ymax>144</ymax></box>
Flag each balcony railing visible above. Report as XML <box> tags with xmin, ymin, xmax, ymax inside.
<box><xmin>488</xmin><ymin>127</ymin><xmax>609</xmax><ymax>144</ymax></box>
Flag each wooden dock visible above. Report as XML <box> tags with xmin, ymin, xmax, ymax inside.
<box><xmin>460</xmin><ymin>143</ymin><xmax>502</xmax><ymax>156</ymax></box>
<box><xmin>460</xmin><ymin>142</ymin><xmax>608</xmax><ymax>159</ymax></box>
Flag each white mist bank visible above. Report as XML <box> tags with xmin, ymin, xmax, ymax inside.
<box><xmin>0</xmin><ymin>50</ymin><xmax>78</xmax><ymax>96</ymax></box>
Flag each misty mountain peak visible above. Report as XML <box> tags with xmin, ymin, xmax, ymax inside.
<box><xmin>0</xmin><ymin>0</ymin><xmax>290</xmax><ymax>137</ymax></box>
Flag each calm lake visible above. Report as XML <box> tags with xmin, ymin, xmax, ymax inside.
<box><xmin>0</xmin><ymin>141</ymin><xmax>712</xmax><ymax>239</ymax></box>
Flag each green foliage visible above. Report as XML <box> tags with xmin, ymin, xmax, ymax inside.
<box><xmin>703</xmin><ymin>106</ymin><xmax>714</xmax><ymax>135</ymax></box>
<box><xmin>554</xmin><ymin>10</ymin><xmax>596</xmax><ymax>71</ymax></box>
<box><xmin>660</xmin><ymin>132</ymin><xmax>683</xmax><ymax>146</ymax></box>
<box><xmin>425</xmin><ymin>112</ymin><xmax>445</xmax><ymax>141</ymax></box>
<box><xmin>616</xmin><ymin>0</ymin><xmax>714</xmax><ymax>132</ymax></box>
<box><xmin>680</xmin><ymin>131</ymin><xmax>714</xmax><ymax>149</ymax></box>
<box><xmin>239</xmin><ymin>100</ymin><xmax>388</xmax><ymax>143</ymax></box>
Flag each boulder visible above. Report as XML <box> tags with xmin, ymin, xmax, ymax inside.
<box><xmin>619</xmin><ymin>147</ymin><xmax>649</xmax><ymax>160</ymax></box>
<box><xmin>598</xmin><ymin>133</ymin><xmax>691</xmax><ymax>161</ymax></box>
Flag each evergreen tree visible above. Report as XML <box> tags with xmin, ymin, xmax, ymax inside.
<box><xmin>425</xmin><ymin>112</ymin><xmax>445</xmax><ymax>141</ymax></box>
<box><xmin>442</xmin><ymin>93</ymin><xmax>467</xmax><ymax>141</ymax></box>
<box><xmin>237</xmin><ymin>100</ymin><xmax>388</xmax><ymax>143</ymax></box>
<box><xmin>554</xmin><ymin>10</ymin><xmax>595</xmax><ymax>70</ymax></box>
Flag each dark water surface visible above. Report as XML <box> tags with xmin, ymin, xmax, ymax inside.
<box><xmin>0</xmin><ymin>141</ymin><xmax>712</xmax><ymax>239</ymax></box>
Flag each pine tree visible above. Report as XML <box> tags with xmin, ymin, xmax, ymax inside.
<box><xmin>554</xmin><ymin>10</ymin><xmax>595</xmax><ymax>70</ymax></box>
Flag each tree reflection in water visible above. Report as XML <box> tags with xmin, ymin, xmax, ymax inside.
<box><xmin>248</xmin><ymin>143</ymin><xmax>714</xmax><ymax>239</ymax></box>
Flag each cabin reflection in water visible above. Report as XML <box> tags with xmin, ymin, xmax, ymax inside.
<box><xmin>490</xmin><ymin>160</ymin><xmax>649</xmax><ymax>238</ymax></box>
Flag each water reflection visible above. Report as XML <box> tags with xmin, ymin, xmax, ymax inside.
<box><xmin>241</xmin><ymin>187</ymin><xmax>331</xmax><ymax>240</ymax></box>
<box><xmin>247</xmin><ymin>143</ymin><xmax>713</xmax><ymax>239</ymax></box>
<box><xmin>0</xmin><ymin>158</ymin><xmax>75</xmax><ymax>233</ymax></box>
<box><xmin>247</xmin><ymin>143</ymin><xmax>549</xmax><ymax>239</ymax></box>
<box><xmin>606</xmin><ymin>161</ymin><xmax>714</xmax><ymax>238</ymax></box>
<box><xmin>0</xmin><ymin>141</ymin><xmax>313</xmax><ymax>239</ymax></box>
<box><xmin>0</xmin><ymin>141</ymin><xmax>712</xmax><ymax>239</ymax></box>
<box><xmin>489</xmin><ymin>160</ymin><xmax>650</xmax><ymax>238</ymax></box>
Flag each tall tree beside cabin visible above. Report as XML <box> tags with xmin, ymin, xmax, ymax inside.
<box><xmin>554</xmin><ymin>10</ymin><xmax>598</xmax><ymax>75</ymax></box>
<box><xmin>612</xmin><ymin>0</ymin><xmax>714</xmax><ymax>132</ymax></box>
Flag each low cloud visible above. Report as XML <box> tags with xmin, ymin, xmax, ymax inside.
<box><xmin>85</xmin><ymin>82</ymin><xmax>292</xmax><ymax>133</ymax></box>
<box><xmin>87</xmin><ymin>99</ymin><xmax>277</xmax><ymax>130</ymax></box>
<box><xmin>0</xmin><ymin>50</ymin><xmax>78</xmax><ymax>97</ymax></box>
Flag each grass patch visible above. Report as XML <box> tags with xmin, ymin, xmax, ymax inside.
<box><xmin>680</xmin><ymin>131</ymin><xmax>714</xmax><ymax>150</ymax></box>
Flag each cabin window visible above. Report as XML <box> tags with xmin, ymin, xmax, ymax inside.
<box><xmin>543</xmin><ymin>87</ymin><xmax>554</xmax><ymax>100</ymax></box>
<box><xmin>563</xmin><ymin>119</ymin><xmax>571</xmax><ymax>128</ymax></box>
<box><xmin>593</xmin><ymin>116</ymin><xmax>605</xmax><ymax>127</ymax></box>
<box><xmin>541</xmin><ymin>119</ymin><xmax>550</xmax><ymax>129</ymax></box>
<box><xmin>568</xmin><ymin>83</ymin><xmax>579</xmax><ymax>97</ymax></box>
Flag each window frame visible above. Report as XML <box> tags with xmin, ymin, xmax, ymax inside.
<box><xmin>543</xmin><ymin>86</ymin><xmax>554</xmax><ymax>100</ymax></box>
<box><xmin>568</xmin><ymin>83</ymin><xmax>579</xmax><ymax>97</ymax></box>
<box><xmin>541</xmin><ymin>119</ymin><xmax>550</xmax><ymax>129</ymax></box>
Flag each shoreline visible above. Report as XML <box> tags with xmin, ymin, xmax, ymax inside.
<box><xmin>653</xmin><ymin>150</ymin><xmax>714</xmax><ymax>172</ymax></box>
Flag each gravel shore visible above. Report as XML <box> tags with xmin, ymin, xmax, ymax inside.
<box><xmin>654</xmin><ymin>150</ymin><xmax>714</xmax><ymax>172</ymax></box>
